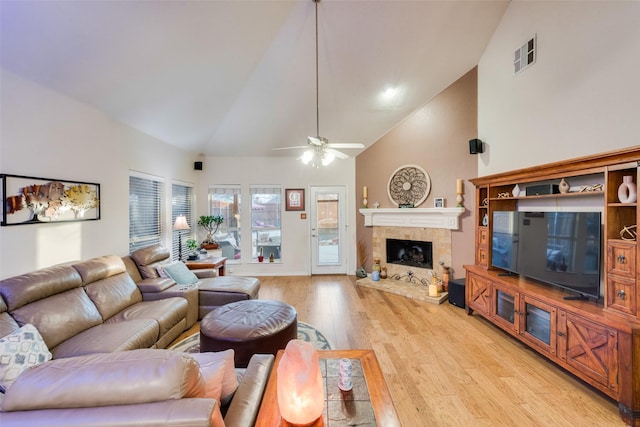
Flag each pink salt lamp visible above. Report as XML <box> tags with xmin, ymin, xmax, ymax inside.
<box><xmin>277</xmin><ymin>339</ymin><xmax>324</xmax><ymax>425</ymax></box>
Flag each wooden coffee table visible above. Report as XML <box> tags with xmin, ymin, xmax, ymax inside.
<box><xmin>184</xmin><ymin>256</ymin><xmax>227</xmax><ymax>276</ymax></box>
<box><xmin>255</xmin><ymin>349</ymin><xmax>400</xmax><ymax>427</ymax></box>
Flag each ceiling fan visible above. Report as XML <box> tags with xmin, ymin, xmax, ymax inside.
<box><xmin>274</xmin><ymin>0</ymin><xmax>364</xmax><ymax>166</ymax></box>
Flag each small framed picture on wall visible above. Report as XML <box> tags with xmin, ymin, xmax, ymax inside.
<box><xmin>434</xmin><ymin>197</ymin><xmax>445</xmax><ymax>208</ymax></box>
<box><xmin>285</xmin><ymin>188</ymin><xmax>305</xmax><ymax>211</ymax></box>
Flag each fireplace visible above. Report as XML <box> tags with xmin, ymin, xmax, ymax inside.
<box><xmin>386</xmin><ymin>238</ymin><xmax>433</xmax><ymax>269</ymax></box>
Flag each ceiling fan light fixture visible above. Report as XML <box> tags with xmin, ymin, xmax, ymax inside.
<box><xmin>301</xmin><ymin>149</ymin><xmax>315</xmax><ymax>164</ymax></box>
<box><xmin>321</xmin><ymin>151</ymin><xmax>335</xmax><ymax>166</ymax></box>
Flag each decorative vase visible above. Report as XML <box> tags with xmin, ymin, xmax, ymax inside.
<box><xmin>380</xmin><ymin>267</ymin><xmax>387</xmax><ymax>279</ymax></box>
<box><xmin>512</xmin><ymin>184</ymin><xmax>521</xmax><ymax>197</ymax></box>
<box><xmin>442</xmin><ymin>268</ymin><xmax>450</xmax><ymax>292</ymax></box>
<box><xmin>559</xmin><ymin>178</ymin><xmax>570</xmax><ymax>194</ymax></box>
<box><xmin>372</xmin><ymin>271</ymin><xmax>380</xmax><ymax>281</ymax></box>
<box><xmin>618</xmin><ymin>175</ymin><xmax>637</xmax><ymax>203</ymax></box>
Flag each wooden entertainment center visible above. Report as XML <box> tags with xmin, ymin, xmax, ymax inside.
<box><xmin>465</xmin><ymin>146</ymin><xmax>640</xmax><ymax>426</ymax></box>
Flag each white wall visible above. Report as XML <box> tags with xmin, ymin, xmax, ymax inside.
<box><xmin>196</xmin><ymin>156</ymin><xmax>356</xmax><ymax>276</ymax></box>
<box><xmin>0</xmin><ymin>70</ymin><xmax>199</xmax><ymax>278</ymax></box>
<box><xmin>0</xmin><ymin>70</ymin><xmax>356</xmax><ymax>278</ymax></box>
<box><xmin>478</xmin><ymin>1</ymin><xmax>640</xmax><ymax>176</ymax></box>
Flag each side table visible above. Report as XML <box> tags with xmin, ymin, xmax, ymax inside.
<box><xmin>185</xmin><ymin>256</ymin><xmax>227</xmax><ymax>276</ymax></box>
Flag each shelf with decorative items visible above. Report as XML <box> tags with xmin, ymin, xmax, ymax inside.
<box><xmin>604</xmin><ymin>162</ymin><xmax>638</xmax><ymax>320</ymax></box>
<box><xmin>466</xmin><ymin>146</ymin><xmax>640</xmax><ymax>427</ymax></box>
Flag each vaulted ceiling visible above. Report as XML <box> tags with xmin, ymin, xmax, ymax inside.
<box><xmin>1</xmin><ymin>0</ymin><xmax>509</xmax><ymax>158</ymax></box>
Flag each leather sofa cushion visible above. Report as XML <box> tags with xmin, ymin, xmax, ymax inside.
<box><xmin>1</xmin><ymin>349</ymin><xmax>205</xmax><ymax>412</ymax></box>
<box><xmin>51</xmin><ymin>319</ymin><xmax>159</xmax><ymax>359</ymax></box>
<box><xmin>10</xmin><ymin>288</ymin><xmax>102</xmax><ymax>349</ymax></box>
<box><xmin>0</xmin><ymin>400</ymin><xmax>222</xmax><ymax>427</ymax></box>
<box><xmin>199</xmin><ymin>276</ymin><xmax>260</xmax><ymax>299</ymax></box>
<box><xmin>0</xmin><ymin>297</ymin><xmax>20</xmax><ymax>337</ymax></box>
<box><xmin>105</xmin><ymin>298</ymin><xmax>187</xmax><ymax>340</ymax></box>
<box><xmin>72</xmin><ymin>256</ymin><xmax>126</xmax><ymax>286</ymax></box>
<box><xmin>0</xmin><ymin>265</ymin><xmax>82</xmax><ymax>311</ymax></box>
<box><xmin>137</xmin><ymin>277</ymin><xmax>176</xmax><ymax>293</ymax></box>
<box><xmin>130</xmin><ymin>245</ymin><xmax>172</xmax><ymax>279</ymax></box>
<box><xmin>84</xmin><ymin>273</ymin><xmax>142</xmax><ymax>321</ymax></box>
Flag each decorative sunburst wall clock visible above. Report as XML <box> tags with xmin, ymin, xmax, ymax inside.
<box><xmin>387</xmin><ymin>165</ymin><xmax>431</xmax><ymax>207</ymax></box>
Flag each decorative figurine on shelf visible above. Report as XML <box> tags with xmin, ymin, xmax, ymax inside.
<box><xmin>559</xmin><ymin>178</ymin><xmax>570</xmax><ymax>194</ymax></box>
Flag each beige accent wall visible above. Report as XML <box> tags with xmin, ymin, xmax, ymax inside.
<box><xmin>356</xmin><ymin>68</ymin><xmax>478</xmax><ymax>279</ymax></box>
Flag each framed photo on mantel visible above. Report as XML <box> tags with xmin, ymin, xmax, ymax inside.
<box><xmin>285</xmin><ymin>188</ymin><xmax>305</xmax><ymax>211</ymax></box>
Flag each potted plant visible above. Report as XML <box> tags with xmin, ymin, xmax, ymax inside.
<box><xmin>198</xmin><ymin>215</ymin><xmax>224</xmax><ymax>249</ymax></box>
<box><xmin>185</xmin><ymin>238</ymin><xmax>199</xmax><ymax>260</ymax></box>
<box><xmin>258</xmin><ymin>247</ymin><xmax>264</xmax><ymax>262</ymax></box>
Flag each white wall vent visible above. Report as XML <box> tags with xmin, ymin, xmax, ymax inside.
<box><xmin>514</xmin><ymin>34</ymin><xmax>536</xmax><ymax>75</ymax></box>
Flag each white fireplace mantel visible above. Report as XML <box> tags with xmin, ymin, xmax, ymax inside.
<box><xmin>359</xmin><ymin>207</ymin><xmax>465</xmax><ymax>230</ymax></box>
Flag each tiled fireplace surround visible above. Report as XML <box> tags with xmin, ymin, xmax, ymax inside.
<box><xmin>361</xmin><ymin>208</ymin><xmax>465</xmax><ymax>282</ymax></box>
<box><xmin>373</xmin><ymin>226</ymin><xmax>451</xmax><ymax>280</ymax></box>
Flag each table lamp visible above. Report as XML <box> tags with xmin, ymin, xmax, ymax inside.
<box><xmin>173</xmin><ymin>215</ymin><xmax>190</xmax><ymax>261</ymax></box>
<box><xmin>277</xmin><ymin>339</ymin><xmax>324</xmax><ymax>426</ymax></box>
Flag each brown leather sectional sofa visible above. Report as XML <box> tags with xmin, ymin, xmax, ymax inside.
<box><xmin>0</xmin><ymin>255</ymin><xmax>187</xmax><ymax>357</ymax></box>
<box><xmin>125</xmin><ymin>244</ymin><xmax>261</xmax><ymax>322</ymax></box>
<box><xmin>0</xmin><ymin>253</ymin><xmax>273</xmax><ymax>427</ymax></box>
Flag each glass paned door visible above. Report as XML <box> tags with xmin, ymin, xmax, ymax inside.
<box><xmin>310</xmin><ymin>186</ymin><xmax>347</xmax><ymax>274</ymax></box>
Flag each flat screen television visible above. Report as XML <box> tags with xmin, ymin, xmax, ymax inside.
<box><xmin>491</xmin><ymin>211</ymin><xmax>602</xmax><ymax>300</ymax></box>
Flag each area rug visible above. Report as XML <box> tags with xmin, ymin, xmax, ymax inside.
<box><xmin>168</xmin><ymin>321</ymin><xmax>333</xmax><ymax>354</ymax></box>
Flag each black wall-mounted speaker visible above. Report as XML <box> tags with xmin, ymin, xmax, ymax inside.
<box><xmin>469</xmin><ymin>139</ymin><xmax>484</xmax><ymax>154</ymax></box>
<box><xmin>194</xmin><ymin>161</ymin><xmax>203</xmax><ymax>171</ymax></box>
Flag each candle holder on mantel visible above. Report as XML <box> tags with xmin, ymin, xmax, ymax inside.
<box><xmin>362</xmin><ymin>185</ymin><xmax>369</xmax><ymax>208</ymax></box>
<box><xmin>456</xmin><ymin>178</ymin><xmax>464</xmax><ymax>208</ymax></box>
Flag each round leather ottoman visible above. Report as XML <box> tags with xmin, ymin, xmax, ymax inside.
<box><xmin>200</xmin><ymin>299</ymin><xmax>297</xmax><ymax>368</ymax></box>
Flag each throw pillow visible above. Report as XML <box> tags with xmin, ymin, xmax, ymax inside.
<box><xmin>189</xmin><ymin>355</ymin><xmax>226</xmax><ymax>402</ymax></box>
<box><xmin>161</xmin><ymin>262</ymin><xmax>199</xmax><ymax>285</ymax></box>
<box><xmin>0</xmin><ymin>324</ymin><xmax>52</xmax><ymax>392</ymax></box>
<box><xmin>191</xmin><ymin>350</ymin><xmax>238</xmax><ymax>403</ymax></box>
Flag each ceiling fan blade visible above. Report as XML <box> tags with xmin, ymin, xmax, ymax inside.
<box><xmin>326</xmin><ymin>148</ymin><xmax>349</xmax><ymax>160</ymax></box>
<box><xmin>272</xmin><ymin>146</ymin><xmax>309</xmax><ymax>151</ymax></box>
<box><xmin>307</xmin><ymin>136</ymin><xmax>324</xmax><ymax>146</ymax></box>
<box><xmin>326</xmin><ymin>142</ymin><xmax>364</xmax><ymax>149</ymax></box>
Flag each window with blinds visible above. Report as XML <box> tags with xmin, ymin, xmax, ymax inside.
<box><xmin>208</xmin><ymin>186</ymin><xmax>242</xmax><ymax>260</ymax></box>
<box><xmin>251</xmin><ymin>186</ymin><xmax>281</xmax><ymax>261</ymax></box>
<box><xmin>172</xmin><ymin>183</ymin><xmax>194</xmax><ymax>261</ymax></box>
<box><xmin>129</xmin><ymin>174</ymin><xmax>165</xmax><ymax>253</ymax></box>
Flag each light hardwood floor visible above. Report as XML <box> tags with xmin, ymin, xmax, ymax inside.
<box><xmin>172</xmin><ymin>275</ymin><xmax>625</xmax><ymax>427</ymax></box>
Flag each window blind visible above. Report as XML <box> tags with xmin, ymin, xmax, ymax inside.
<box><xmin>172</xmin><ymin>183</ymin><xmax>194</xmax><ymax>261</ymax></box>
<box><xmin>129</xmin><ymin>175</ymin><xmax>165</xmax><ymax>253</ymax></box>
